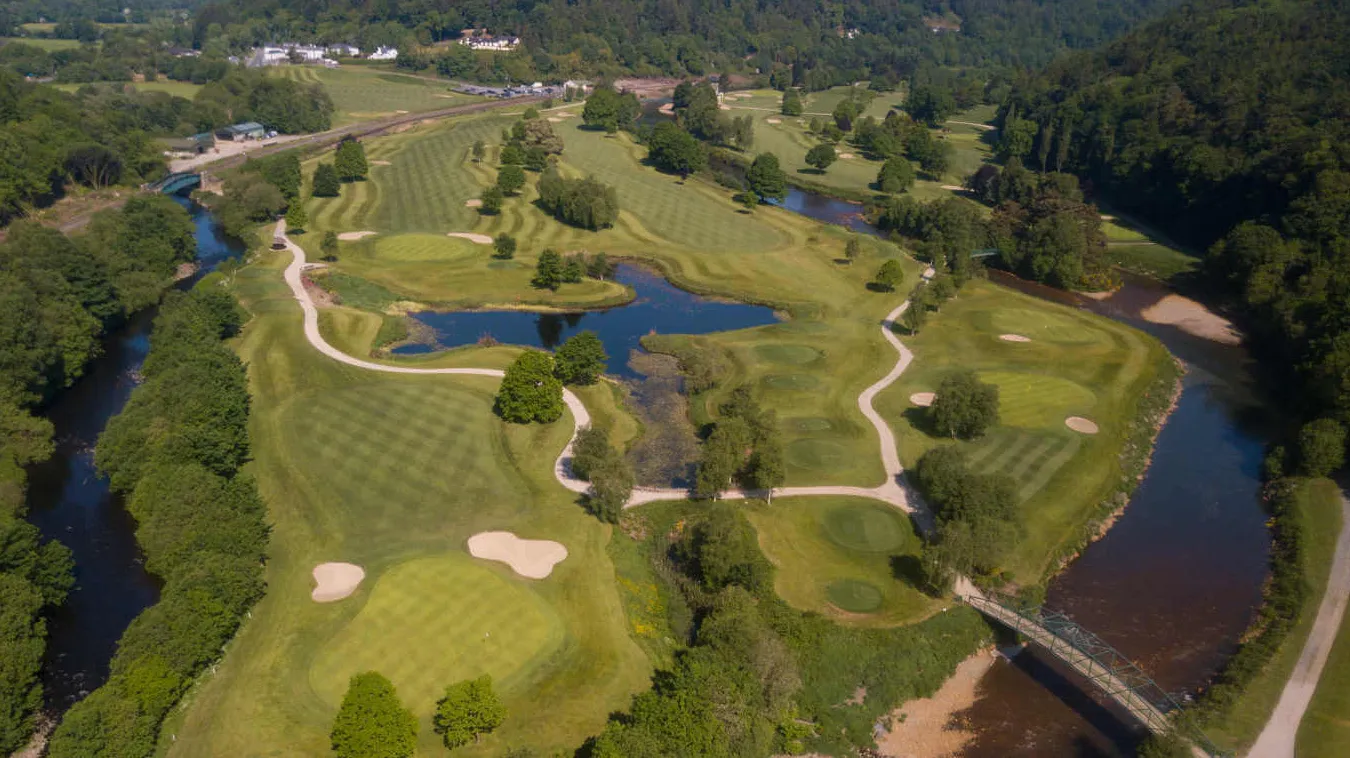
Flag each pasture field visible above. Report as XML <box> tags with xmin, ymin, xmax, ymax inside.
<box><xmin>874</xmin><ymin>279</ymin><xmax>1171</xmax><ymax>581</ymax></box>
<box><xmin>270</xmin><ymin>65</ymin><xmax>482</xmax><ymax>126</ymax></box>
<box><xmin>53</xmin><ymin>79</ymin><xmax>203</xmax><ymax>98</ymax></box>
<box><xmin>0</xmin><ymin>36</ymin><xmax>82</xmax><ymax>51</ymax></box>
<box><xmin>157</xmin><ymin>252</ymin><xmax>651</xmax><ymax>757</ymax></box>
<box><xmin>745</xmin><ymin>496</ymin><xmax>940</xmax><ymax>626</ymax></box>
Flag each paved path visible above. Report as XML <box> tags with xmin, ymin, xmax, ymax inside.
<box><xmin>1249</xmin><ymin>490</ymin><xmax>1350</xmax><ymax>758</ymax></box>
<box><xmin>278</xmin><ymin>221</ymin><xmax>933</xmax><ymax>518</ymax></box>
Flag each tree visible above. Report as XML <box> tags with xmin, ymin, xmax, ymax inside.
<box><xmin>739</xmin><ymin>191</ymin><xmax>757</xmax><ymax>212</ymax></box>
<box><xmin>312</xmin><ymin>163</ymin><xmax>341</xmax><ymax>197</ymax></box>
<box><xmin>493</xmin><ymin>234</ymin><xmax>516</xmax><ymax>259</ymax></box>
<box><xmin>645</xmin><ymin>122</ymin><xmax>706</xmax><ymax>177</ymax></box>
<box><xmin>433</xmin><ymin>675</ymin><xmax>506</xmax><ymax>749</ymax></box>
<box><xmin>497</xmin><ymin>165</ymin><xmax>526</xmax><ymax>195</ymax></box>
<box><xmin>320</xmin><ymin>231</ymin><xmax>339</xmax><ymax>261</ymax></box>
<box><xmin>901</xmin><ymin>302</ymin><xmax>926</xmax><ymax>333</ymax></box>
<box><xmin>554</xmin><ymin>331</ymin><xmax>607</xmax><ymax>384</ymax></box>
<box><xmin>695</xmin><ymin>416</ymin><xmax>752</xmax><ymax>498</ymax></box>
<box><xmin>532</xmin><ymin>249</ymin><xmax>564</xmax><ymax>290</ymax></box>
<box><xmin>1298</xmin><ymin>418</ymin><xmax>1346</xmax><ymax>477</ymax></box>
<box><xmin>588</xmin><ymin>456</ymin><xmax>634</xmax><ymax>522</ymax></box>
<box><xmin>781</xmin><ymin>89</ymin><xmax>803</xmax><ymax>116</ymax></box>
<box><xmin>520</xmin><ymin>119</ymin><xmax>564</xmax><ymax>154</ymax></box>
<box><xmin>743</xmin><ymin>435</ymin><xmax>784</xmax><ymax>496</ymax></box>
<box><xmin>844</xmin><ymin>237</ymin><xmax>861</xmax><ymax>262</ymax></box>
<box><xmin>479</xmin><ymin>186</ymin><xmax>504</xmax><ymax>215</ymax></box>
<box><xmin>284</xmin><ymin>201</ymin><xmax>307</xmax><ymax>232</ymax></box>
<box><xmin>334</xmin><ymin>137</ymin><xmax>368</xmax><ymax>182</ymax></box>
<box><xmin>523</xmin><ymin>107</ymin><xmax>540</xmax><ymax>121</ymax></box>
<box><xmin>677</xmin><ymin>506</ymin><xmax>772</xmax><ymax>592</ymax></box>
<box><xmin>495</xmin><ymin>351</ymin><xmax>564</xmax><ymax>424</ymax></box>
<box><xmin>330</xmin><ymin>672</ymin><xmax>417</xmax><ymax>758</ymax></box>
<box><xmin>832</xmin><ymin>98</ymin><xmax>858</xmax><ymax>131</ymax></box>
<box><xmin>472</xmin><ymin>140</ymin><xmax>486</xmax><ymax>161</ymax></box>
<box><xmin>571</xmin><ymin>427</ymin><xmax>612</xmax><ymax>480</ymax></box>
<box><xmin>931</xmin><ymin>370</ymin><xmax>1000</xmax><ymax>439</ymax></box>
<box><xmin>805</xmin><ymin>143</ymin><xmax>837</xmax><ymax>172</ymax></box>
<box><xmin>746</xmin><ymin>153</ymin><xmax>787</xmax><ymax>202</ymax></box>
<box><xmin>905</xmin><ymin>85</ymin><xmax>957</xmax><ymax>126</ymax></box>
<box><xmin>583</xmin><ymin>87</ymin><xmax>640</xmax><ymax>133</ymax></box>
<box><xmin>877</xmin><ymin>157</ymin><xmax>915</xmax><ymax>193</ymax></box>
<box><xmin>500</xmin><ymin>144</ymin><xmax>524</xmax><ymax>165</ymax></box>
<box><xmin>871</xmin><ymin>260</ymin><xmax>905</xmax><ymax>291</ymax></box>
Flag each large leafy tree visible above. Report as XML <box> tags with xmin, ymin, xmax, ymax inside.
<box><xmin>330</xmin><ymin>672</ymin><xmax>417</xmax><ymax>758</ymax></box>
<box><xmin>334</xmin><ymin>138</ymin><xmax>368</xmax><ymax>182</ymax></box>
<box><xmin>582</xmin><ymin>86</ymin><xmax>640</xmax><ymax>133</ymax></box>
<box><xmin>433</xmin><ymin>675</ymin><xmax>506</xmax><ymax>749</ymax></box>
<box><xmin>312</xmin><ymin>163</ymin><xmax>340</xmax><ymax>197</ymax></box>
<box><xmin>746</xmin><ymin>153</ymin><xmax>787</xmax><ymax>202</ymax></box>
<box><xmin>930</xmin><ymin>370</ymin><xmax>1000</xmax><ymax>439</ymax></box>
<box><xmin>554</xmin><ymin>331</ymin><xmax>607</xmax><ymax>385</ymax></box>
<box><xmin>805</xmin><ymin>143</ymin><xmax>837</xmax><ymax>172</ymax></box>
<box><xmin>495</xmin><ymin>351</ymin><xmax>564</xmax><ymax>424</ymax></box>
<box><xmin>646</xmin><ymin>122</ymin><xmax>706</xmax><ymax>177</ymax></box>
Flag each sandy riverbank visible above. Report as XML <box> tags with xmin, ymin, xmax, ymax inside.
<box><xmin>877</xmin><ymin>649</ymin><xmax>998</xmax><ymax>757</ymax></box>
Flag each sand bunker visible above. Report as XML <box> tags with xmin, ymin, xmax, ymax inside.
<box><xmin>547</xmin><ymin>117</ymin><xmax>564</xmax><ymax>122</ymax></box>
<box><xmin>468</xmin><ymin>531</ymin><xmax>567</xmax><ymax>579</ymax></box>
<box><xmin>447</xmin><ymin>232</ymin><xmax>493</xmax><ymax>244</ymax></box>
<box><xmin>312</xmin><ymin>562</ymin><xmax>365</xmax><ymax>602</ymax></box>
<box><xmin>765</xmin><ymin>117</ymin><xmax>781</xmax><ymax>124</ymax></box>
<box><xmin>464</xmin><ymin>198</ymin><xmax>483</xmax><ymax>208</ymax></box>
<box><xmin>370</xmin><ymin>160</ymin><xmax>392</xmax><ymax>166</ymax></box>
<box><xmin>910</xmin><ymin>391</ymin><xmax>935</xmax><ymax>407</ymax></box>
<box><xmin>658</xmin><ymin>103</ymin><xmax>675</xmax><ymax>115</ymax></box>
<box><xmin>999</xmin><ymin>334</ymin><xmax>1031</xmax><ymax>343</ymax></box>
<box><xmin>337</xmin><ymin>231</ymin><xmax>377</xmax><ymax>241</ymax></box>
<box><xmin>838</xmin><ymin>152</ymin><xmax>855</xmax><ymax>160</ymax></box>
<box><xmin>1065</xmin><ymin>416</ymin><xmax>1100</xmax><ymax>434</ymax></box>
<box><xmin>941</xmin><ymin>184</ymin><xmax>966</xmax><ymax>191</ymax></box>
<box><xmin>1140</xmin><ymin>294</ymin><xmax>1242</xmax><ymax>345</ymax></box>
<box><xmin>719</xmin><ymin>104</ymin><xmax>732</xmax><ymax>111</ymax></box>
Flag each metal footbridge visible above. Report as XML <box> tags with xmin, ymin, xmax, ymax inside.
<box><xmin>956</xmin><ymin>579</ymin><xmax>1221</xmax><ymax>756</ymax></box>
<box><xmin>147</xmin><ymin>171</ymin><xmax>201</xmax><ymax>194</ymax></box>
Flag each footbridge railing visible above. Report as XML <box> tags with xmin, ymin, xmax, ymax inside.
<box><xmin>147</xmin><ymin>171</ymin><xmax>201</xmax><ymax>194</ymax></box>
<box><xmin>959</xmin><ymin>588</ymin><xmax>1223</xmax><ymax>756</ymax></box>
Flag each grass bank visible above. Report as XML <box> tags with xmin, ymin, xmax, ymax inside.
<box><xmin>270</xmin><ymin>65</ymin><xmax>484</xmax><ymax>127</ymax></box>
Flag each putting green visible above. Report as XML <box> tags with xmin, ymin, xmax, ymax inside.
<box><xmin>788</xmin><ymin>416</ymin><xmax>834</xmax><ymax>432</ymax></box>
<box><xmin>986</xmin><ymin>308</ymin><xmax>1101</xmax><ymax>344</ymax></box>
<box><xmin>763</xmin><ymin>373</ymin><xmax>821</xmax><ymax>391</ymax></box>
<box><xmin>309</xmin><ymin>554</ymin><xmax>564</xmax><ymax>717</ymax></box>
<box><xmin>826</xmin><ymin>579</ymin><xmax>885</xmax><ymax>613</ymax></box>
<box><xmin>786</xmin><ymin>438</ymin><xmax>850</xmax><ymax>470</ymax></box>
<box><xmin>754</xmin><ymin>344</ymin><xmax>824</xmax><ymax>365</ymax></box>
<box><xmin>822</xmin><ymin>504</ymin><xmax>910</xmax><ymax>553</ymax></box>
<box><xmin>363</xmin><ymin>233</ymin><xmax>482</xmax><ymax>262</ymax></box>
<box><xmin>977</xmin><ymin>371</ymin><xmax>1096</xmax><ymax>429</ymax></box>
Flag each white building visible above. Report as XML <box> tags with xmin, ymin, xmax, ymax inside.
<box><xmin>368</xmin><ymin>46</ymin><xmax>399</xmax><ymax>60</ymax></box>
<box><xmin>247</xmin><ymin>43</ymin><xmax>332</xmax><ymax>67</ymax></box>
<box><xmin>328</xmin><ymin>43</ymin><xmax>360</xmax><ymax>57</ymax></box>
<box><xmin>459</xmin><ymin>33</ymin><xmax>520</xmax><ymax>51</ymax></box>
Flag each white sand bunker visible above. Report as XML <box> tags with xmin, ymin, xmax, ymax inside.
<box><xmin>910</xmin><ymin>392</ymin><xmax>935</xmax><ymax>407</ymax></box>
<box><xmin>1065</xmin><ymin>416</ymin><xmax>1100</xmax><ymax>434</ymax></box>
<box><xmin>370</xmin><ymin>160</ymin><xmax>392</xmax><ymax>166</ymax></box>
<box><xmin>1141</xmin><ymin>294</ymin><xmax>1242</xmax><ymax>345</ymax></box>
<box><xmin>941</xmin><ymin>184</ymin><xmax>966</xmax><ymax>191</ymax></box>
<box><xmin>547</xmin><ymin>116</ymin><xmax>564</xmax><ymax>122</ymax></box>
<box><xmin>838</xmin><ymin>152</ymin><xmax>856</xmax><ymax>160</ymax></box>
<box><xmin>468</xmin><ymin>532</ymin><xmax>567</xmax><ymax>579</ymax></box>
<box><xmin>447</xmin><ymin>232</ymin><xmax>493</xmax><ymax>244</ymax></box>
<box><xmin>337</xmin><ymin>231</ymin><xmax>377</xmax><ymax>241</ymax></box>
<box><xmin>719</xmin><ymin>104</ymin><xmax>732</xmax><ymax>111</ymax></box>
<box><xmin>765</xmin><ymin>117</ymin><xmax>781</xmax><ymax>124</ymax></box>
<box><xmin>312</xmin><ymin>562</ymin><xmax>365</xmax><ymax>602</ymax></box>
<box><xmin>658</xmin><ymin>103</ymin><xmax>675</xmax><ymax>115</ymax></box>
<box><xmin>464</xmin><ymin>198</ymin><xmax>483</xmax><ymax>208</ymax></box>
<box><xmin>999</xmin><ymin>334</ymin><xmax>1031</xmax><ymax>343</ymax></box>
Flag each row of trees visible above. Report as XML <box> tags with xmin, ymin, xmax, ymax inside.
<box><xmin>48</xmin><ymin>282</ymin><xmax>268</xmax><ymax>758</ymax></box>
<box><xmin>536</xmin><ymin>167</ymin><xmax>620</xmax><ymax>230</ymax></box>
<box><xmin>331</xmin><ymin>671</ymin><xmax>505</xmax><ymax>757</ymax></box>
<box><xmin>694</xmin><ymin>387</ymin><xmax>786</xmax><ymax>499</ymax></box>
<box><xmin>495</xmin><ymin>331</ymin><xmax>610</xmax><ymax>423</ymax></box>
<box><xmin>914</xmin><ymin>443</ymin><xmax>1020</xmax><ymax>582</ymax></box>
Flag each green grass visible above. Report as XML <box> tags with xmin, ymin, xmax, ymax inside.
<box><xmin>271</xmin><ymin>66</ymin><xmax>482</xmax><ymax>127</ymax></box>
<box><xmin>874</xmin><ymin>279</ymin><xmax>1168</xmax><ymax>581</ymax></box>
<box><xmin>1199</xmin><ymin>477</ymin><xmax>1340</xmax><ymax>753</ymax></box>
<box><xmin>745</xmin><ymin>496</ymin><xmax>941</xmax><ymax>626</ymax></box>
<box><xmin>52</xmin><ymin>80</ymin><xmax>203</xmax><ymax>98</ymax></box>
<box><xmin>1</xmin><ymin>36</ymin><xmax>81</xmax><ymax>51</ymax></box>
<box><xmin>1106</xmin><ymin>242</ymin><xmax>1200</xmax><ymax>281</ymax></box>
<box><xmin>156</xmin><ymin>252</ymin><xmax>651</xmax><ymax>758</ymax></box>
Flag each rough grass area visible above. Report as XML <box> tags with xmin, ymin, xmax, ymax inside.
<box><xmin>1195</xmin><ymin>477</ymin><xmax>1340</xmax><ymax>753</ymax></box>
<box><xmin>746</xmin><ymin>496</ymin><xmax>941</xmax><ymax>626</ymax></box>
<box><xmin>271</xmin><ymin>66</ymin><xmax>481</xmax><ymax>126</ymax></box>
<box><xmin>875</xmin><ymin>279</ymin><xmax>1168</xmax><ymax>581</ymax></box>
<box><xmin>0</xmin><ymin>36</ymin><xmax>80</xmax><ymax>50</ymax></box>
<box><xmin>157</xmin><ymin>253</ymin><xmax>651</xmax><ymax>758</ymax></box>
<box><xmin>55</xmin><ymin>79</ymin><xmax>203</xmax><ymax>98</ymax></box>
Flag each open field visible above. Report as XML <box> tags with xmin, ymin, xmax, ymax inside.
<box><xmin>874</xmin><ymin>280</ymin><xmax>1170</xmax><ymax>581</ymax></box>
<box><xmin>156</xmin><ymin>252</ymin><xmax>651</xmax><ymax>757</ymax></box>
<box><xmin>271</xmin><ymin>66</ymin><xmax>483</xmax><ymax>126</ymax></box>
<box><xmin>0</xmin><ymin>36</ymin><xmax>82</xmax><ymax>51</ymax></box>
<box><xmin>53</xmin><ymin>79</ymin><xmax>203</xmax><ymax>98</ymax></box>
<box><xmin>746</xmin><ymin>496</ymin><xmax>941</xmax><ymax>626</ymax></box>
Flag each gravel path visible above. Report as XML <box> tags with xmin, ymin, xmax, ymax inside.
<box><xmin>1249</xmin><ymin>490</ymin><xmax>1350</xmax><ymax>758</ymax></box>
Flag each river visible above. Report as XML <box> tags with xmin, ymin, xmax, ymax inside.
<box><xmin>780</xmin><ymin>189</ymin><xmax>1272</xmax><ymax>755</ymax></box>
<box><xmin>24</xmin><ymin>195</ymin><xmax>244</xmax><ymax>712</ymax></box>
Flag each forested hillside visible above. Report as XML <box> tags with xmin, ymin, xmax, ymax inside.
<box><xmin>193</xmin><ymin>0</ymin><xmax>1179</xmax><ymax>84</ymax></box>
<box><xmin>1000</xmin><ymin>0</ymin><xmax>1350</xmax><ymax>424</ymax></box>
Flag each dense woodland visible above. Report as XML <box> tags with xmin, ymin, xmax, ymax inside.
<box><xmin>1001</xmin><ymin>0</ymin><xmax>1350</xmax><ymax>428</ymax></box>
<box><xmin>0</xmin><ymin>197</ymin><xmax>197</xmax><ymax>754</ymax></box>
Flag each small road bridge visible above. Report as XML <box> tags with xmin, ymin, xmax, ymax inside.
<box><xmin>956</xmin><ymin>579</ymin><xmax>1221</xmax><ymax>756</ymax></box>
<box><xmin>147</xmin><ymin>171</ymin><xmax>201</xmax><ymax>194</ymax></box>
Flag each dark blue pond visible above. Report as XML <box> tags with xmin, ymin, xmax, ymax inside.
<box><xmin>394</xmin><ymin>263</ymin><xmax>780</xmax><ymax>379</ymax></box>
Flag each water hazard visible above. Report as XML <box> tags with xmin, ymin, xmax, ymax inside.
<box><xmin>395</xmin><ymin>263</ymin><xmax>780</xmax><ymax>379</ymax></box>
<box><xmin>25</xmin><ymin>195</ymin><xmax>244</xmax><ymax>710</ymax></box>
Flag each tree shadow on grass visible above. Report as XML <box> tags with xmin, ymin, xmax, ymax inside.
<box><xmin>891</xmin><ymin>554</ymin><xmax>943</xmax><ymax>598</ymax></box>
<box><xmin>902</xmin><ymin>406</ymin><xmax>939</xmax><ymax>436</ymax></box>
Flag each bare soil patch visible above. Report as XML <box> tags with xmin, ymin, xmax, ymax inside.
<box><xmin>447</xmin><ymin>232</ymin><xmax>493</xmax><ymax>244</ymax></box>
<box><xmin>909</xmin><ymin>391</ymin><xmax>935</xmax><ymax>407</ymax></box>
<box><xmin>998</xmin><ymin>334</ymin><xmax>1031</xmax><ymax>343</ymax></box>
<box><xmin>877</xmin><ymin>650</ymin><xmax>996</xmax><ymax>758</ymax></box>
<box><xmin>1140</xmin><ymin>294</ymin><xmax>1242</xmax><ymax>345</ymax></box>
<box><xmin>312</xmin><ymin>562</ymin><xmax>365</xmax><ymax>602</ymax></box>
<box><xmin>467</xmin><ymin>531</ymin><xmax>568</xmax><ymax>579</ymax></box>
<box><xmin>1065</xmin><ymin>416</ymin><xmax>1100</xmax><ymax>434</ymax></box>
<box><xmin>337</xmin><ymin>230</ymin><xmax>377</xmax><ymax>241</ymax></box>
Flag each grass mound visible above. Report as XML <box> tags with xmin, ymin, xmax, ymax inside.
<box><xmin>822</xmin><ymin>504</ymin><xmax>910</xmax><ymax>553</ymax></box>
<box><xmin>754</xmin><ymin>343</ymin><xmax>824</xmax><ymax>364</ymax></box>
<box><xmin>310</xmin><ymin>554</ymin><xmax>564</xmax><ymax>715</ymax></box>
<box><xmin>827</xmin><ymin>579</ymin><xmax>885</xmax><ymax>613</ymax></box>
